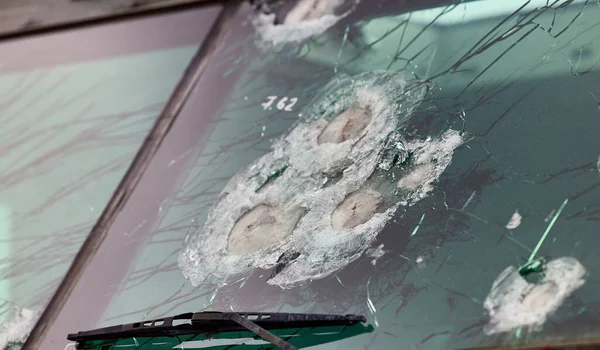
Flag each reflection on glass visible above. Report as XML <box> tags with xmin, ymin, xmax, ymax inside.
<box><xmin>0</xmin><ymin>10</ymin><xmax>202</xmax><ymax>348</ymax></box>
<box><xmin>64</xmin><ymin>0</ymin><xmax>600</xmax><ymax>349</ymax></box>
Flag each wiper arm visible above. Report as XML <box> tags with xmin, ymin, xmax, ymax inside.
<box><xmin>67</xmin><ymin>311</ymin><xmax>367</xmax><ymax>350</ymax></box>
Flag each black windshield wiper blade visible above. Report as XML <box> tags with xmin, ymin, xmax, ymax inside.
<box><xmin>67</xmin><ymin>311</ymin><xmax>367</xmax><ymax>350</ymax></box>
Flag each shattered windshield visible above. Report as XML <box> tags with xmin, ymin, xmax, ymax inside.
<box><xmin>40</xmin><ymin>0</ymin><xmax>600</xmax><ymax>349</ymax></box>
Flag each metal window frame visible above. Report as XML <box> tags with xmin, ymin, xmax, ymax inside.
<box><xmin>0</xmin><ymin>0</ymin><xmax>226</xmax><ymax>42</ymax></box>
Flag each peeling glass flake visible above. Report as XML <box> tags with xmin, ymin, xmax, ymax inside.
<box><xmin>505</xmin><ymin>210</ymin><xmax>522</xmax><ymax>229</ymax></box>
<box><xmin>484</xmin><ymin>257</ymin><xmax>586</xmax><ymax>335</ymax></box>
<box><xmin>396</xmin><ymin>129</ymin><xmax>465</xmax><ymax>205</ymax></box>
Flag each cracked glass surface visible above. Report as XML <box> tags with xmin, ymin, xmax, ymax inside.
<box><xmin>0</xmin><ymin>7</ymin><xmax>217</xmax><ymax>350</ymax></box>
<box><xmin>51</xmin><ymin>0</ymin><xmax>600</xmax><ymax>349</ymax></box>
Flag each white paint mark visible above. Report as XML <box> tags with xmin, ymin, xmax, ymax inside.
<box><xmin>484</xmin><ymin>257</ymin><xmax>586</xmax><ymax>335</ymax></box>
<box><xmin>505</xmin><ymin>210</ymin><xmax>522</xmax><ymax>229</ymax></box>
<box><xmin>261</xmin><ymin>96</ymin><xmax>298</xmax><ymax>111</ymax></box>
<box><xmin>285</xmin><ymin>97</ymin><xmax>298</xmax><ymax>111</ymax></box>
<box><xmin>261</xmin><ymin>95</ymin><xmax>278</xmax><ymax>110</ymax></box>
